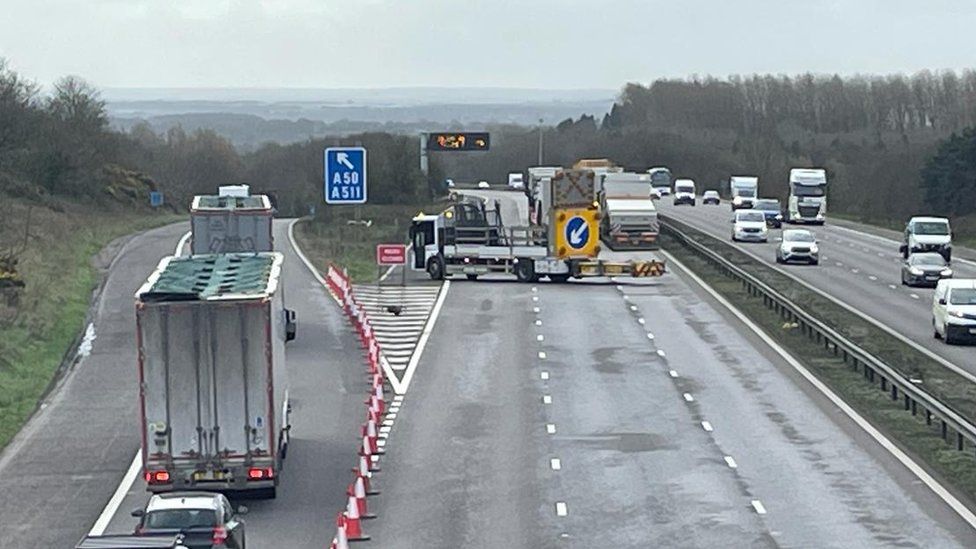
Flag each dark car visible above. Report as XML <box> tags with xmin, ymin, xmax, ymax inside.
<box><xmin>133</xmin><ymin>492</ymin><xmax>246</xmax><ymax>549</ymax></box>
<box><xmin>754</xmin><ymin>198</ymin><xmax>783</xmax><ymax>228</ymax></box>
<box><xmin>901</xmin><ymin>252</ymin><xmax>952</xmax><ymax>287</ymax></box>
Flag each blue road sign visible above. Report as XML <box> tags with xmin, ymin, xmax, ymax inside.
<box><xmin>565</xmin><ymin>215</ymin><xmax>588</xmax><ymax>249</ymax></box>
<box><xmin>324</xmin><ymin>147</ymin><xmax>367</xmax><ymax>204</ymax></box>
<box><xmin>149</xmin><ymin>191</ymin><xmax>163</xmax><ymax>207</ymax></box>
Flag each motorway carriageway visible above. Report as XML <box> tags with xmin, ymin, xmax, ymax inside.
<box><xmin>656</xmin><ymin>200</ymin><xmax>976</xmax><ymax>378</ymax></box>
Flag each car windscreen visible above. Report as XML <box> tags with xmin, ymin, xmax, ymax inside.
<box><xmin>792</xmin><ymin>186</ymin><xmax>825</xmax><ymax>197</ymax></box>
<box><xmin>735</xmin><ymin>189</ymin><xmax>756</xmax><ymax>197</ymax></box>
<box><xmin>755</xmin><ymin>200</ymin><xmax>780</xmax><ymax>211</ymax></box>
<box><xmin>675</xmin><ymin>185</ymin><xmax>693</xmax><ymax>193</ymax></box>
<box><xmin>949</xmin><ymin>288</ymin><xmax>976</xmax><ymax>305</ymax></box>
<box><xmin>650</xmin><ymin>173</ymin><xmax>671</xmax><ymax>185</ymax></box>
<box><xmin>704</xmin><ymin>191</ymin><xmax>718</xmax><ymax>197</ymax></box>
<box><xmin>144</xmin><ymin>509</ymin><xmax>217</xmax><ymax>530</ymax></box>
<box><xmin>737</xmin><ymin>212</ymin><xmax>765</xmax><ymax>222</ymax></box>
<box><xmin>784</xmin><ymin>231</ymin><xmax>815</xmax><ymax>242</ymax></box>
<box><xmin>910</xmin><ymin>254</ymin><xmax>946</xmax><ymax>266</ymax></box>
<box><xmin>914</xmin><ymin>221</ymin><xmax>949</xmax><ymax>235</ymax></box>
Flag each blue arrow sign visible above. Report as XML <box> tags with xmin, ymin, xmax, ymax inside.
<box><xmin>565</xmin><ymin>215</ymin><xmax>589</xmax><ymax>249</ymax></box>
<box><xmin>324</xmin><ymin>147</ymin><xmax>367</xmax><ymax>204</ymax></box>
<box><xmin>149</xmin><ymin>191</ymin><xmax>163</xmax><ymax>207</ymax></box>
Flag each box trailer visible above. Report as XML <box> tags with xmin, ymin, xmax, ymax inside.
<box><xmin>190</xmin><ymin>191</ymin><xmax>274</xmax><ymax>255</ymax></box>
<box><xmin>135</xmin><ymin>253</ymin><xmax>291</xmax><ymax>497</ymax></box>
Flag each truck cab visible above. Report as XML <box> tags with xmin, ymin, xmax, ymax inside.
<box><xmin>902</xmin><ymin>216</ymin><xmax>952</xmax><ymax>262</ymax></box>
<box><xmin>730</xmin><ymin>176</ymin><xmax>758</xmax><ymax>210</ymax></box>
<box><xmin>787</xmin><ymin>168</ymin><xmax>827</xmax><ymax>224</ymax></box>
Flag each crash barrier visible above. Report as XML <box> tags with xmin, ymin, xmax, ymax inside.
<box><xmin>661</xmin><ymin>217</ymin><xmax>976</xmax><ymax>457</ymax></box>
<box><xmin>326</xmin><ymin>263</ymin><xmax>398</xmax><ymax>546</ymax></box>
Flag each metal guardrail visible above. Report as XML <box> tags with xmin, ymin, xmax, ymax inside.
<box><xmin>661</xmin><ymin>217</ymin><xmax>976</xmax><ymax>455</ymax></box>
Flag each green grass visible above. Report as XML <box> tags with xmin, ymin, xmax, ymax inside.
<box><xmin>0</xmin><ymin>197</ymin><xmax>184</xmax><ymax>450</ymax></box>
<box><xmin>294</xmin><ymin>203</ymin><xmax>440</xmax><ymax>283</ymax></box>
<box><xmin>662</xmin><ymin>229</ymin><xmax>976</xmax><ymax>502</ymax></box>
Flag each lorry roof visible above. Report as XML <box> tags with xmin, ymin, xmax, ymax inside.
<box><xmin>605</xmin><ymin>198</ymin><xmax>657</xmax><ymax>212</ymax></box>
<box><xmin>910</xmin><ymin>216</ymin><xmax>950</xmax><ymax>223</ymax></box>
<box><xmin>137</xmin><ymin>253</ymin><xmax>282</xmax><ymax>302</ymax></box>
<box><xmin>191</xmin><ymin>194</ymin><xmax>272</xmax><ymax>211</ymax></box>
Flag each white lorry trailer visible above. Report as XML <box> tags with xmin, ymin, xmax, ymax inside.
<box><xmin>730</xmin><ymin>176</ymin><xmax>759</xmax><ymax>210</ymax></box>
<box><xmin>525</xmin><ymin>166</ymin><xmax>561</xmax><ymax>226</ymax></box>
<box><xmin>599</xmin><ymin>172</ymin><xmax>660</xmax><ymax>250</ymax></box>
<box><xmin>190</xmin><ymin>186</ymin><xmax>274</xmax><ymax>255</ymax></box>
<box><xmin>135</xmin><ymin>253</ymin><xmax>293</xmax><ymax>498</ymax></box>
<box><xmin>786</xmin><ymin>168</ymin><xmax>828</xmax><ymax>224</ymax></box>
<box><xmin>411</xmin><ymin>170</ymin><xmax>665</xmax><ymax>282</ymax></box>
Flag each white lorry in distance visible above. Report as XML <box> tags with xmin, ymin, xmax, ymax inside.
<box><xmin>730</xmin><ymin>176</ymin><xmax>759</xmax><ymax>210</ymax></box>
<box><xmin>901</xmin><ymin>216</ymin><xmax>952</xmax><ymax>262</ymax></box>
<box><xmin>136</xmin><ymin>253</ymin><xmax>294</xmax><ymax>498</ymax></box>
<box><xmin>673</xmin><ymin>178</ymin><xmax>696</xmax><ymax>206</ymax></box>
<box><xmin>599</xmin><ymin>172</ymin><xmax>660</xmax><ymax>250</ymax></box>
<box><xmin>526</xmin><ymin>166</ymin><xmax>561</xmax><ymax>226</ymax></box>
<box><xmin>191</xmin><ymin>187</ymin><xmax>274</xmax><ymax>254</ymax></box>
<box><xmin>787</xmin><ymin>168</ymin><xmax>828</xmax><ymax>224</ymax></box>
<box><xmin>647</xmin><ymin>167</ymin><xmax>672</xmax><ymax>196</ymax></box>
<box><xmin>508</xmin><ymin>172</ymin><xmax>525</xmax><ymax>190</ymax></box>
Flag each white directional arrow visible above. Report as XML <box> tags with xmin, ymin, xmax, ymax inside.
<box><xmin>570</xmin><ymin>221</ymin><xmax>587</xmax><ymax>246</ymax></box>
<box><xmin>337</xmin><ymin>152</ymin><xmax>356</xmax><ymax>170</ymax></box>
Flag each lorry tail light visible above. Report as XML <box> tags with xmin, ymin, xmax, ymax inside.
<box><xmin>145</xmin><ymin>470</ymin><xmax>171</xmax><ymax>484</ymax></box>
<box><xmin>247</xmin><ymin>467</ymin><xmax>274</xmax><ymax>480</ymax></box>
<box><xmin>212</xmin><ymin>526</ymin><xmax>229</xmax><ymax>544</ymax></box>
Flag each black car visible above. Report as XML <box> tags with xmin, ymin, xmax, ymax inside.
<box><xmin>133</xmin><ymin>492</ymin><xmax>246</xmax><ymax>549</ymax></box>
<box><xmin>754</xmin><ymin>199</ymin><xmax>783</xmax><ymax>228</ymax></box>
<box><xmin>901</xmin><ymin>252</ymin><xmax>952</xmax><ymax>287</ymax></box>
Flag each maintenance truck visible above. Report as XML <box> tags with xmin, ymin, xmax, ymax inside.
<box><xmin>410</xmin><ymin>169</ymin><xmax>665</xmax><ymax>282</ymax></box>
<box><xmin>598</xmin><ymin>172</ymin><xmax>660</xmax><ymax>250</ymax></box>
<box><xmin>135</xmin><ymin>253</ymin><xmax>294</xmax><ymax>498</ymax></box>
<box><xmin>190</xmin><ymin>185</ymin><xmax>274</xmax><ymax>254</ymax></box>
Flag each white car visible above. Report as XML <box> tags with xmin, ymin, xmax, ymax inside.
<box><xmin>933</xmin><ymin>279</ymin><xmax>976</xmax><ymax>344</ymax></box>
<box><xmin>478</xmin><ymin>181</ymin><xmax>490</xmax><ymax>189</ymax></box>
<box><xmin>776</xmin><ymin>229</ymin><xmax>819</xmax><ymax>264</ymax></box>
<box><xmin>731</xmin><ymin>209</ymin><xmax>768</xmax><ymax>242</ymax></box>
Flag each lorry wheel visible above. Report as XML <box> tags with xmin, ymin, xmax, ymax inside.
<box><xmin>515</xmin><ymin>259</ymin><xmax>535</xmax><ymax>282</ymax></box>
<box><xmin>427</xmin><ymin>256</ymin><xmax>445</xmax><ymax>280</ymax></box>
<box><xmin>466</xmin><ymin>274</ymin><xmax>479</xmax><ymax>280</ymax></box>
<box><xmin>549</xmin><ymin>274</ymin><xmax>570</xmax><ymax>283</ymax></box>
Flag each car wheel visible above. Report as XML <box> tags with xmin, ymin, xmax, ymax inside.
<box><xmin>466</xmin><ymin>274</ymin><xmax>478</xmax><ymax>281</ymax></box>
<box><xmin>934</xmin><ymin>319</ymin><xmax>942</xmax><ymax>340</ymax></box>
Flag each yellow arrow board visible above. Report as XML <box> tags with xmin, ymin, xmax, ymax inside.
<box><xmin>553</xmin><ymin>208</ymin><xmax>600</xmax><ymax>259</ymax></box>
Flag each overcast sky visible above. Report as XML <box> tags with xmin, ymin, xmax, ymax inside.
<box><xmin>2</xmin><ymin>0</ymin><xmax>975</xmax><ymax>90</ymax></box>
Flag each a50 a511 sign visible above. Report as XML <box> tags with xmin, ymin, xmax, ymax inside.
<box><xmin>324</xmin><ymin>147</ymin><xmax>367</xmax><ymax>204</ymax></box>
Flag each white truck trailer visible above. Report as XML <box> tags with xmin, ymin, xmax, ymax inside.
<box><xmin>599</xmin><ymin>172</ymin><xmax>660</xmax><ymax>250</ymax></box>
<box><xmin>135</xmin><ymin>253</ymin><xmax>293</xmax><ymax>498</ymax></box>
<box><xmin>730</xmin><ymin>176</ymin><xmax>759</xmax><ymax>210</ymax></box>
<box><xmin>786</xmin><ymin>168</ymin><xmax>828</xmax><ymax>224</ymax></box>
<box><xmin>526</xmin><ymin>166</ymin><xmax>561</xmax><ymax>226</ymax></box>
<box><xmin>190</xmin><ymin>186</ymin><xmax>274</xmax><ymax>255</ymax></box>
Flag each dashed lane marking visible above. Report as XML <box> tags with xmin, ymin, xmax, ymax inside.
<box><xmin>537</xmin><ymin>334</ymin><xmax>545</xmax><ymax>342</ymax></box>
<box><xmin>539</xmin><ymin>351</ymin><xmax>547</xmax><ymax>359</ymax></box>
<box><xmin>683</xmin><ymin>393</ymin><xmax>694</xmax><ymax>402</ymax></box>
<box><xmin>550</xmin><ymin>458</ymin><xmax>562</xmax><ymax>471</ymax></box>
<box><xmin>724</xmin><ymin>456</ymin><xmax>738</xmax><ymax>469</ymax></box>
<box><xmin>888</xmin><ymin>284</ymin><xmax>897</xmax><ymax>290</ymax></box>
<box><xmin>657</xmin><ymin>350</ymin><xmax>667</xmax><ymax>358</ymax></box>
<box><xmin>751</xmin><ymin>500</ymin><xmax>767</xmax><ymax>515</ymax></box>
<box><xmin>701</xmin><ymin>421</ymin><xmax>714</xmax><ymax>432</ymax></box>
<box><xmin>543</xmin><ymin>395</ymin><xmax>552</xmax><ymax>404</ymax></box>
<box><xmin>546</xmin><ymin>424</ymin><xmax>557</xmax><ymax>434</ymax></box>
<box><xmin>541</xmin><ymin>371</ymin><xmax>550</xmax><ymax>380</ymax></box>
<box><xmin>910</xmin><ymin>293</ymin><xmax>919</xmax><ymax>300</ymax></box>
<box><xmin>555</xmin><ymin>502</ymin><xmax>568</xmax><ymax>516</ymax></box>
<box><xmin>669</xmin><ymin>370</ymin><xmax>678</xmax><ymax>378</ymax></box>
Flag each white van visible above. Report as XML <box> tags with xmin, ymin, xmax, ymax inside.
<box><xmin>932</xmin><ymin>279</ymin><xmax>976</xmax><ymax>344</ymax></box>
<box><xmin>673</xmin><ymin>178</ymin><xmax>696</xmax><ymax>206</ymax></box>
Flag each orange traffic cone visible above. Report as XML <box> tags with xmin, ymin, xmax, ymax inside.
<box><xmin>330</xmin><ymin>512</ymin><xmax>349</xmax><ymax>549</ymax></box>
<box><xmin>344</xmin><ymin>495</ymin><xmax>370</xmax><ymax>541</ymax></box>
<box><xmin>347</xmin><ymin>476</ymin><xmax>376</xmax><ymax>519</ymax></box>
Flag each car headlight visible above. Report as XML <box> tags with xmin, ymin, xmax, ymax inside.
<box><xmin>733</xmin><ymin>197</ymin><xmax>742</xmax><ymax>205</ymax></box>
<box><xmin>942</xmin><ymin>269</ymin><xmax>953</xmax><ymax>276</ymax></box>
<box><xmin>949</xmin><ymin>310</ymin><xmax>966</xmax><ymax>318</ymax></box>
<box><xmin>760</xmin><ymin>226</ymin><xmax>768</xmax><ymax>232</ymax></box>
<box><xmin>909</xmin><ymin>267</ymin><xmax>923</xmax><ymax>275</ymax></box>
<box><xmin>809</xmin><ymin>245</ymin><xmax>819</xmax><ymax>253</ymax></box>
<box><xmin>775</xmin><ymin>214</ymin><xmax>783</xmax><ymax>220</ymax></box>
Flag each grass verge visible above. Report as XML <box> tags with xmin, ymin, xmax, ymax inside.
<box><xmin>0</xmin><ymin>197</ymin><xmax>184</xmax><ymax>451</ymax></box>
<box><xmin>294</xmin><ymin>203</ymin><xmax>439</xmax><ymax>282</ymax></box>
<box><xmin>661</xmin><ymin>226</ymin><xmax>976</xmax><ymax>503</ymax></box>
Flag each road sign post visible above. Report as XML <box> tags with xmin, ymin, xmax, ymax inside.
<box><xmin>324</xmin><ymin>147</ymin><xmax>367</xmax><ymax>204</ymax></box>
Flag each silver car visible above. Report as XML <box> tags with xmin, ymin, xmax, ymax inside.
<box><xmin>776</xmin><ymin>229</ymin><xmax>819</xmax><ymax>265</ymax></box>
<box><xmin>901</xmin><ymin>252</ymin><xmax>952</xmax><ymax>287</ymax></box>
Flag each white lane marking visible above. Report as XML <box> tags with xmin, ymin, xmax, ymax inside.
<box><xmin>533</xmin><ymin>307</ymin><xmax>540</xmax><ymax>313</ymax></box>
<box><xmin>535</xmin><ymin>320</ymin><xmax>542</xmax><ymax>326</ymax></box>
<box><xmin>546</xmin><ymin>424</ymin><xmax>557</xmax><ymax>434</ymax></box>
<box><xmin>638</xmin><ymin>318</ymin><xmax>645</xmax><ymax>325</ymax></box>
<box><xmin>888</xmin><ymin>284</ymin><xmax>897</xmax><ymax>290</ymax></box>
<box><xmin>541</xmin><ymin>371</ymin><xmax>550</xmax><ymax>380</ymax></box>
<box><xmin>89</xmin><ymin>450</ymin><xmax>142</xmax><ymax>536</ymax></box>
<box><xmin>543</xmin><ymin>395</ymin><xmax>552</xmax><ymax>404</ymax></box>
<box><xmin>869</xmin><ymin>276</ymin><xmax>877</xmax><ymax>281</ymax></box>
<box><xmin>910</xmin><ymin>293</ymin><xmax>919</xmax><ymax>300</ymax></box>
<box><xmin>657</xmin><ymin>350</ymin><xmax>666</xmax><ymax>358</ymax></box>
<box><xmin>550</xmin><ymin>458</ymin><xmax>562</xmax><ymax>471</ymax></box>
<box><xmin>397</xmin><ymin>280</ymin><xmax>451</xmax><ymax>394</ymax></box>
<box><xmin>532</xmin><ymin>287</ymin><xmax>538</xmax><ymax>292</ymax></box>
<box><xmin>377</xmin><ymin>439</ymin><xmax>387</xmax><ymax>448</ymax></box>
<box><xmin>752</xmin><ymin>500</ymin><xmax>767</xmax><ymax>515</ymax></box>
<box><xmin>668</xmin><ymin>370</ymin><xmax>678</xmax><ymax>378</ymax></box>
<box><xmin>878</xmin><ymin>252</ymin><xmax>885</xmax><ymax>257</ymax></box>
<box><xmin>555</xmin><ymin>502</ymin><xmax>568</xmax><ymax>516</ymax></box>
<box><xmin>724</xmin><ymin>456</ymin><xmax>738</xmax><ymax>469</ymax></box>
<box><xmin>616</xmin><ymin>284</ymin><xmax>623</xmax><ymax>291</ymax></box>
<box><xmin>683</xmin><ymin>393</ymin><xmax>694</xmax><ymax>402</ymax></box>
<box><xmin>851</xmin><ymin>269</ymin><xmax>859</xmax><ymax>274</ymax></box>
<box><xmin>630</xmin><ymin>305</ymin><xmax>638</xmax><ymax>311</ymax></box>
<box><xmin>537</xmin><ymin>334</ymin><xmax>545</xmax><ymax>342</ymax></box>
<box><xmin>701</xmin><ymin>421</ymin><xmax>714</xmax><ymax>432</ymax></box>
<box><xmin>532</xmin><ymin>296</ymin><xmax>539</xmax><ymax>302</ymax></box>
<box><xmin>622</xmin><ymin>294</ymin><xmax>630</xmax><ymax>301</ymax></box>
<box><xmin>835</xmin><ymin>262</ymin><xmax>843</xmax><ymax>267</ymax></box>
<box><xmin>646</xmin><ymin>333</ymin><xmax>655</xmax><ymax>340</ymax></box>
<box><xmin>174</xmin><ymin>231</ymin><xmax>191</xmax><ymax>257</ymax></box>
<box><xmin>539</xmin><ymin>351</ymin><xmax>547</xmax><ymax>359</ymax></box>
<box><xmin>662</xmin><ymin>249</ymin><xmax>976</xmax><ymax>530</ymax></box>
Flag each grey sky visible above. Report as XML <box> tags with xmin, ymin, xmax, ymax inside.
<box><xmin>2</xmin><ymin>0</ymin><xmax>975</xmax><ymax>89</ymax></box>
